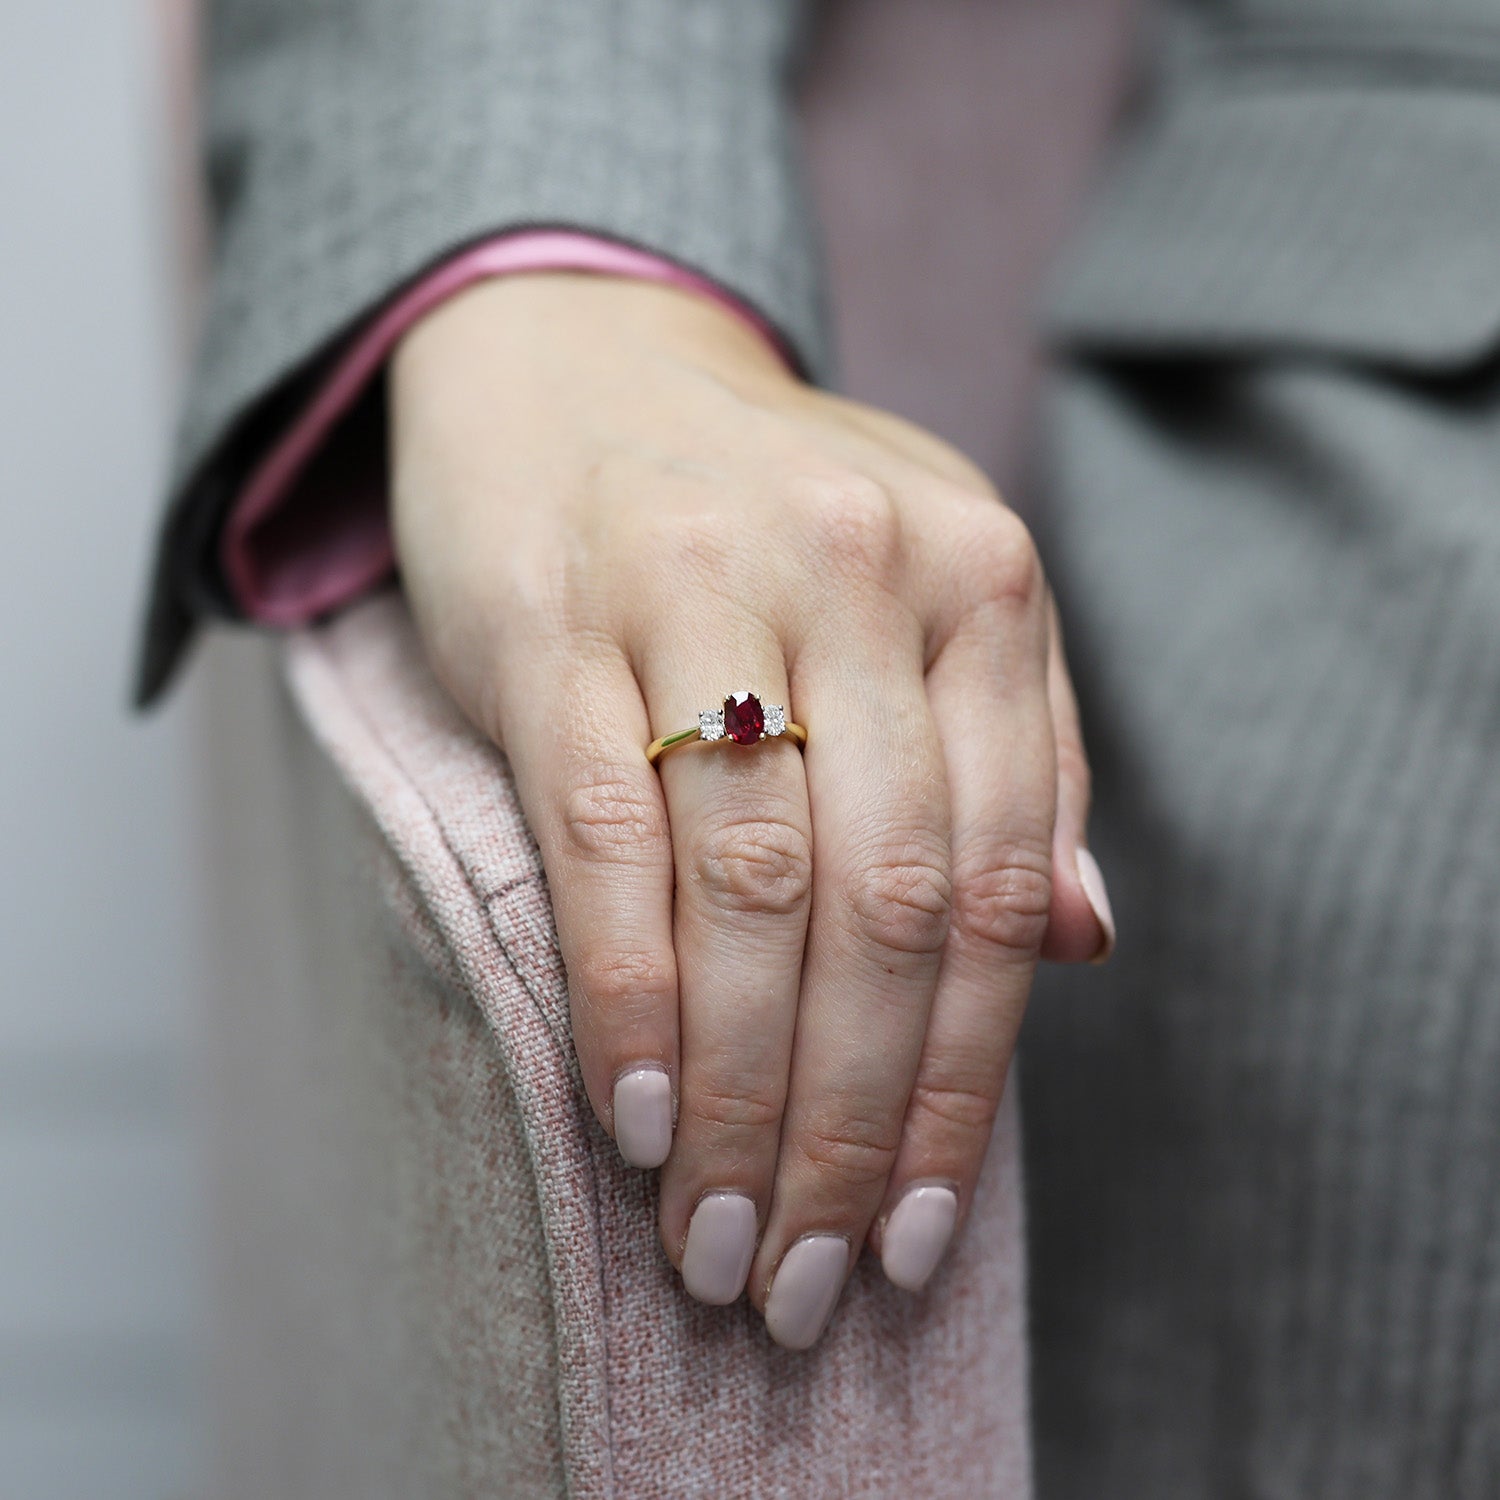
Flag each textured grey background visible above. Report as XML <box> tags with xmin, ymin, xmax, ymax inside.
<box><xmin>0</xmin><ymin>3</ymin><xmax>204</xmax><ymax>1495</ymax></box>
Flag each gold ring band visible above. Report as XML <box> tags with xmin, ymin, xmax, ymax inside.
<box><xmin>647</xmin><ymin>690</ymin><xmax>806</xmax><ymax>767</ymax></box>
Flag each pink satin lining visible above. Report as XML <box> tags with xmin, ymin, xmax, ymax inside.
<box><xmin>219</xmin><ymin>231</ymin><xmax>788</xmax><ymax>623</ymax></box>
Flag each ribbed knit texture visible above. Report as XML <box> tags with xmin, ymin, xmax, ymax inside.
<box><xmin>133</xmin><ymin>0</ymin><xmax>830</xmax><ymax>707</ymax></box>
<box><xmin>1024</xmin><ymin>25</ymin><xmax>1500</xmax><ymax>1488</ymax></box>
<box><xmin>215</xmin><ymin>593</ymin><xmax>1033</xmax><ymax>1497</ymax></box>
<box><xmin>1025</xmin><ymin>341</ymin><xmax>1500</xmax><ymax>1500</ymax></box>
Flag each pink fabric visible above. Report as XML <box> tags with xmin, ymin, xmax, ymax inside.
<box><xmin>281</xmin><ymin>590</ymin><xmax>1036</xmax><ymax>1494</ymax></box>
<box><xmin>220</xmin><ymin>232</ymin><xmax>790</xmax><ymax>624</ymax></box>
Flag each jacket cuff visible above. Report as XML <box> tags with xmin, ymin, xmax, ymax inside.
<box><xmin>132</xmin><ymin>0</ymin><xmax>827</xmax><ymax>708</ymax></box>
<box><xmin>221</xmin><ymin>230</ymin><xmax>791</xmax><ymax>625</ymax></box>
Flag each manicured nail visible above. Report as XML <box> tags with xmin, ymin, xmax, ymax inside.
<box><xmin>680</xmin><ymin>1193</ymin><xmax>758</xmax><ymax>1305</ymax></box>
<box><xmin>613</xmin><ymin>1066</ymin><xmax>673</xmax><ymax>1168</ymax></box>
<box><xmin>1076</xmin><ymin>846</ymin><xmax>1116</xmax><ymax>963</ymax></box>
<box><xmin>764</xmin><ymin>1235</ymin><xmax>849</xmax><ymax>1350</ymax></box>
<box><xmin>880</xmin><ymin>1185</ymin><xmax>958</xmax><ymax>1293</ymax></box>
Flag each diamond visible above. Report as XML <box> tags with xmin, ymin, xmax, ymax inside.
<box><xmin>699</xmin><ymin>708</ymin><xmax>725</xmax><ymax>742</ymax></box>
<box><xmin>723</xmin><ymin>691</ymin><xmax>765</xmax><ymax>745</ymax></box>
<box><xmin>764</xmin><ymin>703</ymin><xmax>786</xmax><ymax>737</ymax></box>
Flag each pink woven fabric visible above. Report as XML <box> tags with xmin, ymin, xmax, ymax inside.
<box><xmin>281</xmin><ymin>591</ymin><xmax>1033</xmax><ymax>1496</ymax></box>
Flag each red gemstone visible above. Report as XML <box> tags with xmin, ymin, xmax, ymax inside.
<box><xmin>723</xmin><ymin>691</ymin><xmax>765</xmax><ymax>745</ymax></box>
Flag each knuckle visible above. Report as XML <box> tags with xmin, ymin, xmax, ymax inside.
<box><xmin>791</xmin><ymin>473</ymin><xmax>903</xmax><ymax>582</ymax></box>
<box><xmin>684</xmin><ymin>1077</ymin><xmax>785</xmax><ymax>1136</ymax></box>
<box><xmin>691</xmin><ymin>817</ymin><xmax>814</xmax><ymax>918</ymax></box>
<box><xmin>571</xmin><ymin>948</ymin><xmax>676</xmax><ymax>1019</ymax></box>
<box><xmin>845</xmin><ymin>845</ymin><xmax>953</xmax><ymax>960</ymax></box>
<box><xmin>906</xmin><ymin>1075</ymin><xmax>1002</xmax><ymax>1139</ymax></box>
<box><xmin>962</xmin><ymin>509</ymin><xmax>1044</xmax><ymax>612</ymax></box>
<box><xmin>562</xmin><ymin>768</ymin><xmax>669</xmax><ymax>864</ymax></box>
<box><xmin>796</xmin><ymin>1112</ymin><xmax>902</xmax><ymax>1192</ymax></box>
<box><xmin>950</xmin><ymin>842</ymin><xmax>1053</xmax><ymax>960</ymax></box>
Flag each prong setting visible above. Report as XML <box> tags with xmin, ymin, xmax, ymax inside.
<box><xmin>650</xmin><ymin>692</ymin><xmax>801</xmax><ymax>766</ymax></box>
<box><xmin>723</xmin><ymin>690</ymin><xmax>766</xmax><ymax>745</ymax></box>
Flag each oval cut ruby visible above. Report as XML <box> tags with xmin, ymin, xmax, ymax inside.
<box><xmin>723</xmin><ymin>691</ymin><xmax>765</xmax><ymax>745</ymax></box>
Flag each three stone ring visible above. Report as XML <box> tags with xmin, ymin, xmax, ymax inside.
<box><xmin>646</xmin><ymin>690</ymin><xmax>807</xmax><ymax>767</ymax></box>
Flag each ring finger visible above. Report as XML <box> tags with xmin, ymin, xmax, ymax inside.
<box><xmin>640</xmin><ymin>613</ymin><xmax>813</xmax><ymax>1308</ymax></box>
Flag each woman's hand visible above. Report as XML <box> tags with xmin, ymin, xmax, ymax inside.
<box><xmin>390</xmin><ymin>274</ymin><xmax>1112</xmax><ymax>1348</ymax></box>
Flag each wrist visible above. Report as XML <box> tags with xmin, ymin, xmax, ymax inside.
<box><xmin>396</xmin><ymin>270</ymin><xmax>797</xmax><ymax>394</ymax></box>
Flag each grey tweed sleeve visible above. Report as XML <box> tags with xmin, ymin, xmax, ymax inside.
<box><xmin>133</xmin><ymin>0</ymin><xmax>828</xmax><ymax>708</ymax></box>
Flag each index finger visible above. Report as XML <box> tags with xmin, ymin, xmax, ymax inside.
<box><xmin>498</xmin><ymin>645</ymin><xmax>680</xmax><ymax>1169</ymax></box>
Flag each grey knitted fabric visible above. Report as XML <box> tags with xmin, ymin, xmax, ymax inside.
<box><xmin>133</xmin><ymin>0</ymin><xmax>830</xmax><ymax>706</ymax></box>
<box><xmin>1026</xmin><ymin>353</ymin><xmax>1500</xmax><ymax>1498</ymax></box>
<box><xmin>1024</xmin><ymin>17</ymin><xmax>1500</xmax><ymax>1496</ymax></box>
<box><xmin>1027</xmin><ymin>350</ymin><xmax>1500</xmax><ymax>1496</ymax></box>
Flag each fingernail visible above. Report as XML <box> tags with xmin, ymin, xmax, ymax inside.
<box><xmin>880</xmin><ymin>1184</ymin><xmax>959</xmax><ymax>1293</ymax></box>
<box><xmin>680</xmin><ymin>1193</ymin><xmax>758</xmax><ymax>1305</ymax></box>
<box><xmin>613</xmin><ymin>1066</ymin><xmax>673</xmax><ymax>1168</ymax></box>
<box><xmin>1076</xmin><ymin>846</ymin><xmax>1116</xmax><ymax>963</ymax></box>
<box><xmin>764</xmin><ymin>1235</ymin><xmax>849</xmax><ymax>1350</ymax></box>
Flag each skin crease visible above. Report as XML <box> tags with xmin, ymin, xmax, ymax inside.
<box><xmin>390</xmin><ymin>272</ymin><xmax>1109</xmax><ymax>1339</ymax></box>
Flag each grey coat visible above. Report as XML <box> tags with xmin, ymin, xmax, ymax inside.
<box><xmin>134</xmin><ymin>1</ymin><xmax>1500</xmax><ymax>1494</ymax></box>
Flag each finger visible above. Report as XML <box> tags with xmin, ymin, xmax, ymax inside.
<box><xmin>499</xmin><ymin>644</ymin><xmax>679</xmax><ymax>1169</ymax></box>
<box><xmin>870</xmin><ymin>514</ymin><xmax>1056</xmax><ymax>1292</ymax></box>
<box><xmin>748</xmin><ymin>602</ymin><xmax>950</xmax><ymax>1349</ymax></box>
<box><xmin>637</xmin><ymin>614</ymin><xmax>813</xmax><ymax>1308</ymax></box>
<box><xmin>1039</xmin><ymin>593</ymin><xmax>1115</xmax><ymax>964</ymax></box>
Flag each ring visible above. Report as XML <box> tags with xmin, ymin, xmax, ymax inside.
<box><xmin>646</xmin><ymin>690</ymin><xmax>807</xmax><ymax>767</ymax></box>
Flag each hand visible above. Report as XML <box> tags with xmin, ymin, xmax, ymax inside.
<box><xmin>390</xmin><ymin>273</ymin><xmax>1112</xmax><ymax>1349</ymax></box>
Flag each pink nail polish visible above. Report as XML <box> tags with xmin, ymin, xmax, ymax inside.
<box><xmin>613</xmin><ymin>1066</ymin><xmax>673</xmax><ymax>1168</ymax></box>
<box><xmin>680</xmin><ymin>1193</ymin><xmax>757</xmax><ymax>1305</ymax></box>
<box><xmin>881</xmin><ymin>1185</ymin><xmax>958</xmax><ymax>1293</ymax></box>
<box><xmin>1076</xmin><ymin>846</ymin><xmax>1116</xmax><ymax>962</ymax></box>
<box><xmin>764</xmin><ymin>1235</ymin><xmax>849</xmax><ymax>1350</ymax></box>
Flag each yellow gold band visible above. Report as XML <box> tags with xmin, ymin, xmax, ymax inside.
<box><xmin>647</xmin><ymin>719</ymin><xmax>807</xmax><ymax>767</ymax></box>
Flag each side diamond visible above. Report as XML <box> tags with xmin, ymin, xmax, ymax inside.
<box><xmin>699</xmin><ymin>709</ymin><xmax>726</xmax><ymax>742</ymax></box>
<box><xmin>764</xmin><ymin>704</ymin><xmax>787</xmax><ymax>737</ymax></box>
